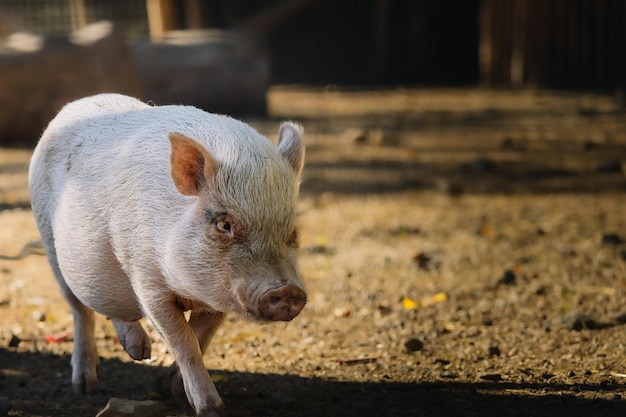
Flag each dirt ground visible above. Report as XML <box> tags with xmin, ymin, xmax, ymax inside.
<box><xmin>0</xmin><ymin>87</ymin><xmax>625</xmax><ymax>417</ymax></box>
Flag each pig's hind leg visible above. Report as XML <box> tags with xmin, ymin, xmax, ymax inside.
<box><xmin>112</xmin><ymin>319</ymin><xmax>152</xmax><ymax>360</ymax></box>
<box><xmin>189</xmin><ymin>310</ymin><xmax>225</xmax><ymax>353</ymax></box>
<box><xmin>40</xmin><ymin>237</ymin><xmax>99</xmax><ymax>394</ymax></box>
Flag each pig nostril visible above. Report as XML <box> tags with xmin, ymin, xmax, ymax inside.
<box><xmin>260</xmin><ymin>286</ymin><xmax>307</xmax><ymax>321</ymax></box>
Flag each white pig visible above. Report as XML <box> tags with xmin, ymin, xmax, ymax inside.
<box><xmin>28</xmin><ymin>94</ymin><xmax>306</xmax><ymax>417</ymax></box>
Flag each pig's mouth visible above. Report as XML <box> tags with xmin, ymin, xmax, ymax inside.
<box><xmin>235</xmin><ymin>284</ymin><xmax>307</xmax><ymax>322</ymax></box>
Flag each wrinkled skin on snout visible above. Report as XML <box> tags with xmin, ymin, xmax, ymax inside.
<box><xmin>28</xmin><ymin>94</ymin><xmax>306</xmax><ymax>417</ymax></box>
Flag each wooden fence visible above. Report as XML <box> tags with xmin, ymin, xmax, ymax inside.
<box><xmin>480</xmin><ymin>0</ymin><xmax>626</xmax><ymax>89</ymax></box>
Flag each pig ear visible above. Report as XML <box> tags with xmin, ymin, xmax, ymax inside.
<box><xmin>277</xmin><ymin>122</ymin><xmax>305</xmax><ymax>176</ymax></box>
<box><xmin>169</xmin><ymin>132</ymin><xmax>217</xmax><ymax>196</ymax></box>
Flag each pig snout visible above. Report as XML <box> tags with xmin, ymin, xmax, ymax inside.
<box><xmin>258</xmin><ymin>285</ymin><xmax>306</xmax><ymax>321</ymax></box>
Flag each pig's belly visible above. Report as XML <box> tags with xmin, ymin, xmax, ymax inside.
<box><xmin>53</xmin><ymin>232</ymin><xmax>143</xmax><ymax>320</ymax></box>
<box><xmin>59</xmin><ymin>252</ymin><xmax>143</xmax><ymax>321</ymax></box>
<box><xmin>67</xmin><ymin>269</ymin><xmax>142</xmax><ymax>321</ymax></box>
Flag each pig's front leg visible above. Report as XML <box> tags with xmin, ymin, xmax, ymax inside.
<box><xmin>111</xmin><ymin>319</ymin><xmax>152</xmax><ymax>360</ymax></box>
<box><xmin>143</xmin><ymin>296</ymin><xmax>225</xmax><ymax>416</ymax></box>
<box><xmin>171</xmin><ymin>310</ymin><xmax>225</xmax><ymax>406</ymax></box>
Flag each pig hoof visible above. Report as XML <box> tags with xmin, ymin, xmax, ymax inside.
<box><xmin>72</xmin><ymin>377</ymin><xmax>97</xmax><ymax>395</ymax></box>
<box><xmin>169</xmin><ymin>366</ymin><xmax>227</xmax><ymax>417</ymax></box>
<box><xmin>112</xmin><ymin>319</ymin><xmax>152</xmax><ymax>360</ymax></box>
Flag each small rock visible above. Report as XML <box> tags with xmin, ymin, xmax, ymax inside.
<box><xmin>497</xmin><ymin>270</ymin><xmax>516</xmax><ymax>286</ymax></box>
<box><xmin>31</xmin><ymin>310</ymin><xmax>46</xmax><ymax>322</ymax></box>
<box><xmin>404</xmin><ymin>338</ymin><xmax>424</xmax><ymax>353</ymax></box>
<box><xmin>412</xmin><ymin>252</ymin><xmax>432</xmax><ymax>270</ymax></box>
<box><xmin>95</xmin><ymin>398</ymin><xmax>167</xmax><ymax>417</ymax></box>
<box><xmin>567</xmin><ymin>370</ymin><xmax>576</xmax><ymax>378</ymax></box>
<box><xmin>8</xmin><ymin>334</ymin><xmax>20</xmax><ymax>348</ymax></box>
<box><xmin>440</xmin><ymin>371</ymin><xmax>458</xmax><ymax>379</ymax></box>
<box><xmin>333</xmin><ymin>306</ymin><xmax>351</xmax><ymax>318</ymax></box>
<box><xmin>602</xmin><ymin>233</ymin><xmax>625</xmax><ymax>246</ymax></box>
<box><xmin>0</xmin><ymin>397</ymin><xmax>11</xmax><ymax>417</ymax></box>
<box><xmin>481</xmin><ymin>317</ymin><xmax>493</xmax><ymax>326</ymax></box>
<box><xmin>488</xmin><ymin>345</ymin><xmax>501</xmax><ymax>357</ymax></box>
<box><xmin>376</xmin><ymin>303</ymin><xmax>392</xmax><ymax>316</ymax></box>
<box><xmin>478</xmin><ymin>372</ymin><xmax>502</xmax><ymax>381</ymax></box>
<box><xmin>560</xmin><ymin>312</ymin><xmax>598</xmax><ymax>331</ymax></box>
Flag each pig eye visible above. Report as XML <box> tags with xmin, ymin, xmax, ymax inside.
<box><xmin>216</xmin><ymin>220</ymin><xmax>232</xmax><ymax>235</ymax></box>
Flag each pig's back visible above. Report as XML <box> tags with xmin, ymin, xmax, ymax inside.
<box><xmin>30</xmin><ymin>93</ymin><xmax>275</xmax><ymax>225</ymax></box>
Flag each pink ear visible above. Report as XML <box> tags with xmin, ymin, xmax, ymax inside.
<box><xmin>169</xmin><ymin>132</ymin><xmax>217</xmax><ymax>196</ymax></box>
<box><xmin>277</xmin><ymin>122</ymin><xmax>305</xmax><ymax>176</ymax></box>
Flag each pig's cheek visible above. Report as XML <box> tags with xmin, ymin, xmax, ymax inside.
<box><xmin>232</xmin><ymin>283</ymin><xmax>259</xmax><ymax>317</ymax></box>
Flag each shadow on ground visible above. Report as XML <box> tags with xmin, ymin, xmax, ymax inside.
<box><xmin>1</xmin><ymin>349</ymin><xmax>623</xmax><ymax>417</ymax></box>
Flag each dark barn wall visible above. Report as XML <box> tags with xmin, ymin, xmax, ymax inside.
<box><xmin>267</xmin><ymin>0</ymin><xmax>480</xmax><ymax>85</ymax></box>
<box><xmin>4</xmin><ymin>0</ymin><xmax>624</xmax><ymax>89</ymax></box>
<box><xmin>193</xmin><ymin>0</ymin><xmax>480</xmax><ymax>85</ymax></box>
<box><xmin>99</xmin><ymin>0</ymin><xmax>625</xmax><ymax>89</ymax></box>
<box><xmin>269</xmin><ymin>0</ymin><xmax>377</xmax><ymax>85</ymax></box>
<box><xmin>480</xmin><ymin>0</ymin><xmax>626</xmax><ymax>89</ymax></box>
<box><xmin>386</xmin><ymin>0</ymin><xmax>479</xmax><ymax>85</ymax></box>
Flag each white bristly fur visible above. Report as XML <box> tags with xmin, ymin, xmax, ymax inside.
<box><xmin>29</xmin><ymin>94</ymin><xmax>306</xmax><ymax>417</ymax></box>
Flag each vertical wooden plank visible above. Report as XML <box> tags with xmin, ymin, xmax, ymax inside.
<box><xmin>620</xmin><ymin>0</ymin><xmax>626</xmax><ymax>93</ymax></box>
<box><xmin>479</xmin><ymin>0</ymin><xmax>494</xmax><ymax>84</ymax></box>
<box><xmin>535</xmin><ymin>0</ymin><xmax>552</xmax><ymax>86</ymax></box>
<box><xmin>373</xmin><ymin>0</ymin><xmax>389</xmax><ymax>82</ymax></box>
<box><xmin>522</xmin><ymin>0</ymin><xmax>533</xmax><ymax>86</ymax></box>
<box><xmin>580</xmin><ymin>0</ymin><xmax>591</xmax><ymax>87</ymax></box>
<box><xmin>567</xmin><ymin>0</ymin><xmax>579</xmax><ymax>86</ymax></box>
<box><xmin>491</xmin><ymin>0</ymin><xmax>502</xmax><ymax>84</ymax></box>
<box><xmin>146</xmin><ymin>0</ymin><xmax>177</xmax><ymax>40</ymax></box>
<box><xmin>594</xmin><ymin>0</ymin><xmax>605</xmax><ymax>87</ymax></box>
<box><xmin>552</xmin><ymin>0</ymin><xmax>566</xmax><ymax>87</ymax></box>
<box><xmin>605</xmin><ymin>0</ymin><xmax>617</xmax><ymax>84</ymax></box>
<box><xmin>510</xmin><ymin>0</ymin><xmax>525</xmax><ymax>86</ymax></box>
<box><xmin>501</xmin><ymin>0</ymin><xmax>514</xmax><ymax>85</ymax></box>
<box><xmin>524</xmin><ymin>0</ymin><xmax>546</xmax><ymax>87</ymax></box>
<box><xmin>184</xmin><ymin>0</ymin><xmax>204</xmax><ymax>29</ymax></box>
<box><xmin>69</xmin><ymin>0</ymin><xmax>88</xmax><ymax>31</ymax></box>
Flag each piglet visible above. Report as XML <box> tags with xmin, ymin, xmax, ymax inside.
<box><xmin>29</xmin><ymin>94</ymin><xmax>306</xmax><ymax>416</ymax></box>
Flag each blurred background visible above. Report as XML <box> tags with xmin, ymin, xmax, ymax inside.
<box><xmin>0</xmin><ymin>3</ymin><xmax>625</xmax><ymax>416</ymax></box>
<box><xmin>0</xmin><ymin>0</ymin><xmax>625</xmax><ymax>147</ymax></box>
